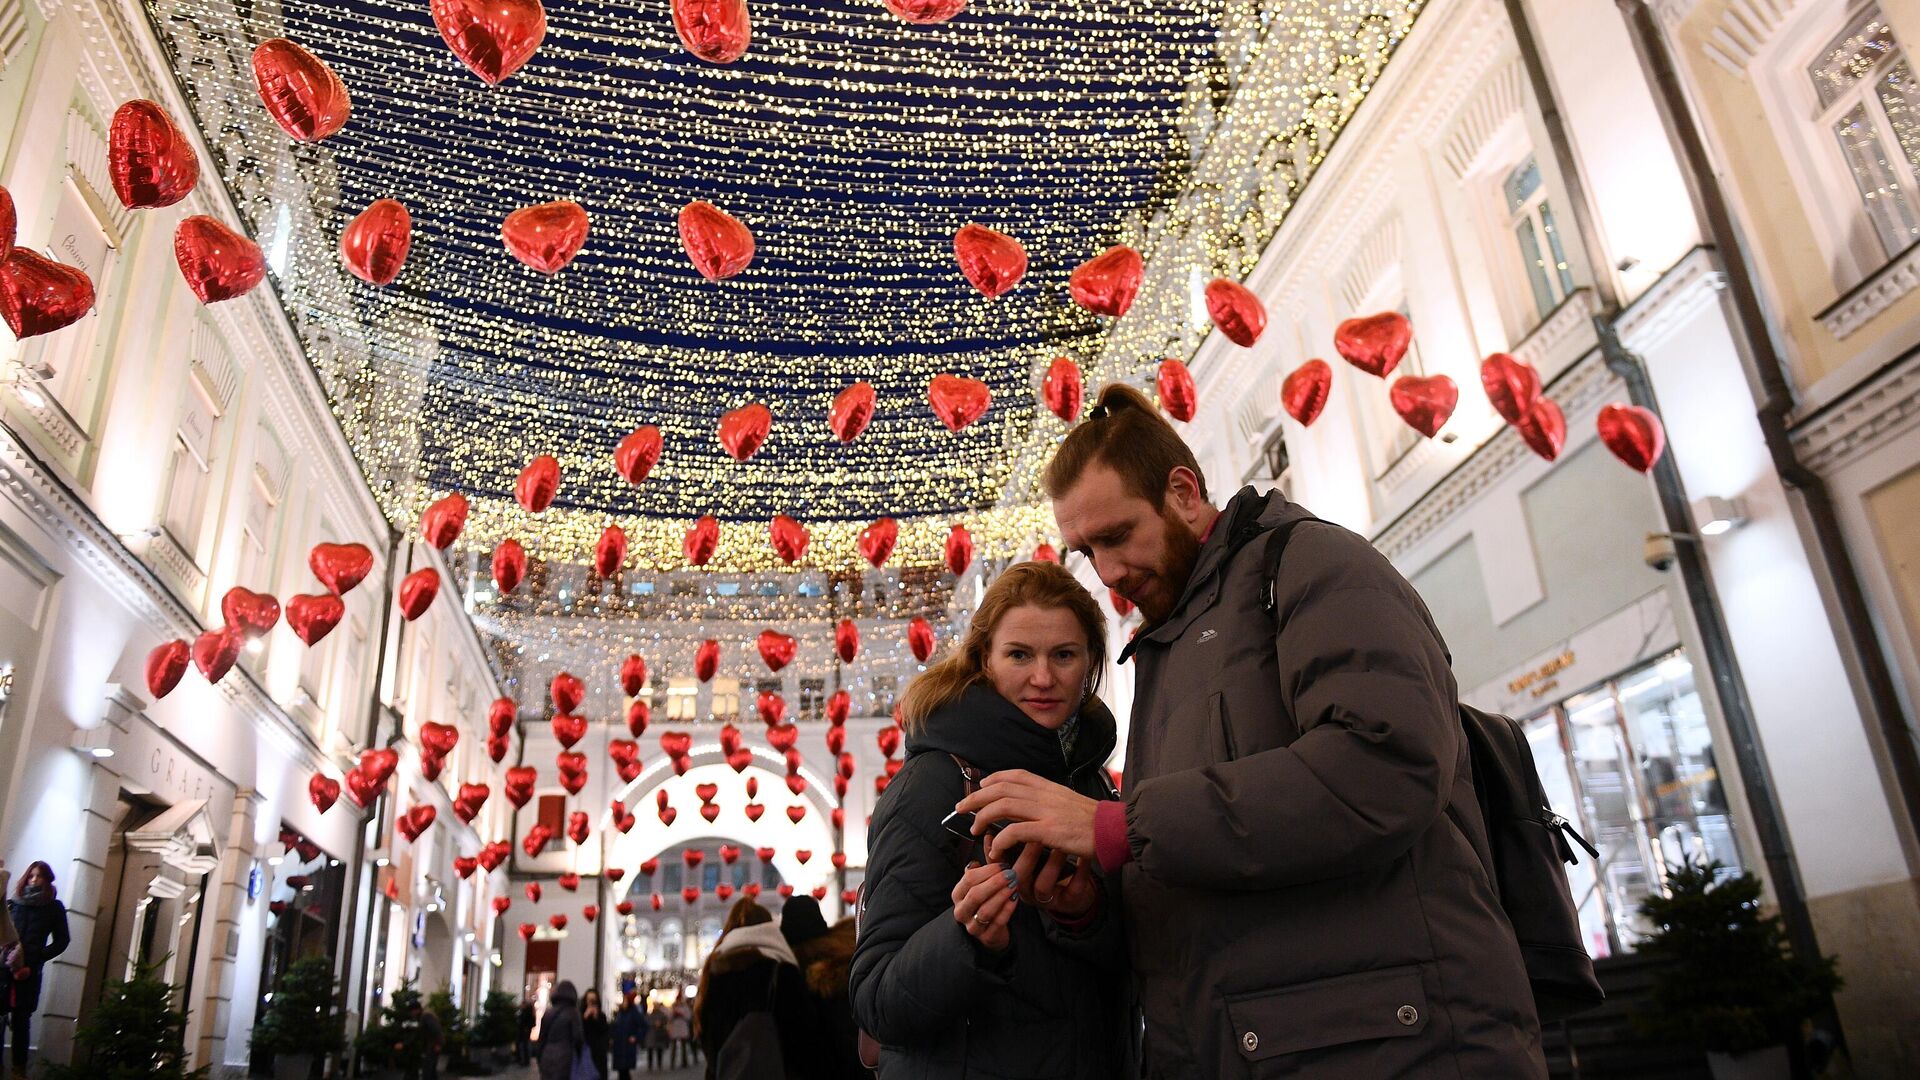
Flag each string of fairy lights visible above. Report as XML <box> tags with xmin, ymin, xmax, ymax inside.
<box><xmin>143</xmin><ymin>0</ymin><xmax>1425</xmax><ymax>580</ymax></box>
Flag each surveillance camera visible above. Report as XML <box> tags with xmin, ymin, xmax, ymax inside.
<box><xmin>1643</xmin><ymin>532</ymin><xmax>1677</xmax><ymax>573</ymax></box>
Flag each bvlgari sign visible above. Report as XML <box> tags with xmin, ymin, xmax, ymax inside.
<box><xmin>1465</xmin><ymin>590</ymin><xmax>1679</xmax><ymax>719</ymax></box>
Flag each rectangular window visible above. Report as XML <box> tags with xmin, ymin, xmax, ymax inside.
<box><xmin>160</xmin><ymin>370</ymin><xmax>222</xmax><ymax>563</ymax></box>
<box><xmin>666</xmin><ymin>678</ymin><xmax>699</xmax><ymax>722</ymax></box>
<box><xmin>536</xmin><ymin>795</ymin><xmax>566</xmax><ymax>841</ymax></box>
<box><xmin>18</xmin><ymin>171</ymin><xmax>117</xmax><ymax>430</ymax></box>
<box><xmin>1362</xmin><ymin>301</ymin><xmax>1426</xmax><ymax>478</ymax></box>
<box><xmin>1809</xmin><ymin>8</ymin><xmax>1920</xmax><ymax>260</ymax></box>
<box><xmin>872</xmin><ymin>675</ymin><xmax>898</xmax><ymax>717</ymax></box>
<box><xmin>798</xmin><ymin>678</ymin><xmax>826</xmax><ymax>721</ymax></box>
<box><xmin>1504</xmin><ymin>157</ymin><xmax>1576</xmax><ymax>321</ymax></box>
<box><xmin>711</xmin><ymin>677</ymin><xmax>741</xmax><ymax>723</ymax></box>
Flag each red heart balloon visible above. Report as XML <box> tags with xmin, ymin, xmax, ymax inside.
<box><xmin>1205</xmin><ymin>277</ymin><xmax>1267</xmax><ymax>347</ymax></box>
<box><xmin>419</xmin><ymin>753</ymin><xmax>445</xmax><ymax>783</ymax></box>
<box><xmin>757</xmin><ymin>629</ymin><xmax>797</xmax><ymax>671</ymax></box>
<box><xmin>1481</xmin><ymin>352</ymin><xmax>1543</xmax><ymax>426</ymax></box>
<box><xmin>339</xmin><ymin>198</ymin><xmax>412</xmax><ymax>286</ymax></box>
<box><xmin>858</xmin><ymin>518</ymin><xmax>898</xmax><ymax>568</ymax></box>
<box><xmin>787</xmin><ymin>804</ymin><xmax>808</xmax><ymax>824</ymax></box>
<box><xmin>421</xmin><ymin>492</ymin><xmax>468</xmax><ymax>548</ymax></box>
<box><xmin>523</xmin><ymin>824</ymin><xmax>555</xmax><ymax>858</ymax></box>
<box><xmin>608</xmin><ymin>864</ymin><xmax>627</xmax><ymax>882</ymax></box>
<box><xmin>582</xmin><ymin>904</ymin><xmax>599</xmax><ymax>922</ymax></box>
<box><xmin>943</xmin><ymin>524</ymin><xmax>974</xmax><ymax>577</ymax></box>
<box><xmin>619</xmin><ymin>654</ymin><xmax>648</xmax><ymax>697</ymax></box>
<box><xmin>719</xmin><ymin>403</ymin><xmax>772</xmax><ymax>461</ymax></box>
<box><xmin>953</xmin><ymin>223</ymin><xmax>1026</xmax><ymax>298</ymax></box>
<box><xmin>221</xmin><ymin>586</ymin><xmax>280</xmax><ymax>637</ymax></box>
<box><xmin>549</xmin><ymin>913</ymin><xmax>568</xmax><ymax>930</ymax></box>
<box><xmin>832</xmin><ymin>807</ymin><xmax>846</xmax><ymax>831</ymax></box>
<box><xmin>1335</xmin><ymin>311</ymin><xmax>1412</xmax><ymax>378</ymax></box>
<box><xmin>550</xmin><ymin>714</ymin><xmax>586</xmax><ymax>749</ymax></box>
<box><xmin>626</xmin><ymin>699</ymin><xmax>650</xmax><ymax>737</ymax></box>
<box><xmin>746</xmin><ymin>777</ymin><xmax>760</xmax><ymax>798</ymax></box>
<box><xmin>672</xmin><ymin>754</ymin><xmax>693</xmax><ymax>776</ymax></box>
<box><xmin>309</xmin><ymin>542</ymin><xmax>373</xmax><ymax>595</ymax></box>
<box><xmin>0</xmin><ymin>249</ymin><xmax>94</xmax><ymax>339</ymax></box>
<box><xmin>834</xmin><ymin>619</ymin><xmax>860</xmax><ymax>664</ymax></box>
<box><xmin>769</xmin><ymin>515</ymin><xmax>810</xmax><ymax>564</ymax></box>
<box><xmin>660</xmin><ymin>731</ymin><xmax>693</xmax><ymax>758</ymax></box>
<box><xmin>286</xmin><ymin>594</ymin><xmax>344</xmax><ymax>645</ymax></box>
<box><xmin>252</xmin><ymin>38</ymin><xmax>351</xmax><ymax>141</ymax></box>
<box><xmin>683</xmin><ymin>849</ymin><xmax>706</xmax><ymax>868</ymax></box>
<box><xmin>784</xmin><ymin>749</ymin><xmax>804</xmax><ymax>775</ymax></box>
<box><xmin>1042</xmin><ymin>357</ymin><xmax>1083</xmax><ymax>423</ymax></box>
<box><xmin>430</xmin><ymin>0</ymin><xmax>547</xmax><ymax>85</ymax></box>
<box><xmin>567</xmin><ymin>812</ymin><xmax>590</xmax><ymax>845</ymax></box>
<box><xmin>193</xmin><ymin>626</ymin><xmax>243</xmax><ymax>683</ymax></box>
<box><xmin>672</xmin><ymin>0</ymin><xmax>752</xmax><ymax>63</ymax></box>
<box><xmin>642</xmin><ymin>857</ymin><xmax>663</xmax><ymax>877</ymax></box>
<box><xmin>810</xmin><ymin>886</ymin><xmax>828</xmax><ymax>901</ymax></box>
<box><xmin>146</xmin><ymin>639</ymin><xmax>190</xmax><ymax>699</ymax></box>
<box><xmin>615</xmin><ymin>426</ymin><xmax>663</xmax><ymax>484</ymax></box>
<box><xmin>716</xmin><ymin>844</ymin><xmax>739</xmax><ymax>864</ymax></box>
<box><xmin>658</xmin><ymin>804</ymin><xmax>679</xmax><ymax>826</ymax></box>
<box><xmin>527</xmin><ymin>882</ymin><xmax>544</xmax><ymax>903</ymax></box>
<box><xmin>595</xmin><ymin>524</ymin><xmax>628</xmax><ymax>577</ymax></box>
<box><xmin>681</xmin><ymin>886</ymin><xmax>701</xmax><ymax>904</ymax></box>
<box><xmin>794</xmin><ymin>849</ymin><xmax>812</xmax><ymax>865</ymax></box>
<box><xmin>490</xmin><ymin>697</ymin><xmax>518</xmax><ymax>738</ymax></box>
<box><xmin>877</xmin><ymin>726</ymin><xmax>903</xmax><ymax>758</ymax></box>
<box><xmin>453</xmin><ymin>856</ymin><xmax>478</xmax><ymax>879</ymax></box>
<box><xmin>1032</xmin><ymin>543</ymin><xmax>1059</xmax><ymax>563</ymax></box>
<box><xmin>727</xmin><ymin>747</ymin><xmax>754</xmax><ymax>773</ymax></box>
<box><xmin>825</xmin><ymin>726</ymin><xmax>847</xmax><ymax>756</ymax></box>
<box><xmin>650</xmin><ymin>894</ymin><xmax>664</xmax><ymax>910</ymax></box>
<box><xmin>767</xmin><ymin>723</ymin><xmax>799</xmax><ymax>753</ymax></box>
<box><xmin>616</xmin><ymin>759</ymin><xmax>642</xmax><ymax>783</ymax></box>
<box><xmin>883</xmin><ymin>0</ymin><xmax>967</xmax><ymax>22</ymax></box>
<box><xmin>1516</xmin><ymin>398</ymin><xmax>1567</xmax><ymax>462</ymax></box>
<box><xmin>398</xmin><ymin>567</ymin><xmax>440</xmax><ymax>621</ymax></box>
<box><xmin>516</xmin><ymin>455</ymin><xmax>560</xmax><ymax>513</ymax></box>
<box><xmin>345</xmin><ymin>768</ymin><xmax>383</xmax><ymax>808</ymax></box>
<box><xmin>420</xmin><ymin>721</ymin><xmax>460</xmax><ymax>757</ymax></box>
<box><xmin>827</xmin><ymin>689</ymin><xmax>850</xmax><ymax>726</ymax></box>
<box><xmin>695</xmin><ymin>639</ymin><xmax>721</xmax><ymax>682</ymax></box>
<box><xmin>1390</xmin><ymin>374</ymin><xmax>1459</xmax><ymax>438</ymax></box>
<box><xmin>491</xmin><ymin>538</ymin><xmax>527</xmax><ymax>594</ymax></box>
<box><xmin>683</xmin><ymin>515</ymin><xmax>720</xmax><ymax>566</ymax></box>
<box><xmin>1282</xmin><ymin>359</ymin><xmax>1333</xmax><ymax>427</ymax></box>
<box><xmin>518</xmin><ymin>923</ymin><xmax>537</xmax><ymax>941</ymax></box>
<box><xmin>719</xmin><ymin>724</ymin><xmax>743</xmax><ymax>755</ymax></box>
<box><xmin>616</xmin><ymin>900</ymin><xmax>634</xmax><ymax>916</ymax></box>
<box><xmin>488</xmin><ymin>734</ymin><xmax>509</xmax><ymax>762</ymax></box>
<box><xmin>549</xmin><ymin>670</ymin><xmax>585</xmax><ymax>714</ymax></box>
<box><xmin>308</xmin><ymin>773</ymin><xmax>340</xmax><ymax>813</ymax></box>
<box><xmin>829</xmin><ymin>382</ymin><xmax>876</xmax><ymax>443</ymax></box>
<box><xmin>356</xmin><ymin>748</ymin><xmax>398</xmax><ymax>786</ymax></box>
<box><xmin>908</xmin><ymin>617</ymin><xmax>936</xmax><ymax>662</ymax></box>
<box><xmin>1110</xmin><ymin>589</ymin><xmax>1135</xmax><ymax>617</ymax></box>
<box><xmin>697</xmin><ymin>803</ymin><xmax>719</xmax><ymax>823</ymax></box>
<box><xmin>928</xmin><ymin>374</ymin><xmax>991</xmax><ymax>432</ymax></box>
<box><xmin>836</xmin><ymin>752</ymin><xmax>856</xmax><ymax>779</ymax></box>
<box><xmin>678</xmin><ymin>200</ymin><xmax>755</xmax><ymax>280</ymax></box>
<box><xmin>740</xmin><ymin>803</ymin><xmax>763</xmax><ymax>822</ymax></box>
<box><xmin>454</xmin><ymin>783</ymin><xmax>489</xmax><ymax>822</ymax></box>
<box><xmin>397</xmin><ymin>804</ymin><xmax>436</xmax><ymax>842</ymax></box>
<box><xmin>757</xmin><ymin>692</ymin><xmax>787</xmax><ymax>727</ymax></box>
<box><xmin>1156</xmin><ymin>359</ymin><xmax>1197</xmax><ymax>423</ymax></box>
<box><xmin>885</xmin><ymin>758</ymin><xmax>904</xmax><ymax>778</ymax></box>
<box><xmin>0</xmin><ymin>185</ymin><xmax>14</xmax><ymax>259</ymax></box>
<box><xmin>491</xmin><ymin>898</ymin><xmax>511</xmax><ymax>916</ymax></box>
<box><xmin>1068</xmin><ymin>245</ymin><xmax>1143</xmax><ymax>317</ymax></box>
<box><xmin>482</xmin><ymin>842</ymin><xmax>508</xmax><ymax>869</ymax></box>
<box><xmin>1597</xmin><ymin>403</ymin><xmax>1666</xmax><ymax>472</ymax></box>
<box><xmin>175</xmin><ymin>213</ymin><xmax>264</xmax><ymax>299</ymax></box>
<box><xmin>558</xmin><ymin>748</ymin><xmax>588</xmax><ymax>776</ymax></box>
<box><xmin>108</xmin><ymin>100</ymin><xmax>198</xmax><ymax>209</ymax></box>
<box><xmin>503</xmin><ymin>201</ymin><xmax>589</xmax><ymax>274</ymax></box>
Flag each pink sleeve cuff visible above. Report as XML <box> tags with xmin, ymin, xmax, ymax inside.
<box><xmin>1094</xmin><ymin>799</ymin><xmax>1132</xmax><ymax>873</ymax></box>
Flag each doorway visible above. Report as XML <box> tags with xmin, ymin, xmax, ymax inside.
<box><xmin>81</xmin><ymin>793</ymin><xmax>219</xmax><ymax>1017</ymax></box>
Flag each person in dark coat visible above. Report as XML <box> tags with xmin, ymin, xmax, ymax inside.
<box><xmin>582</xmin><ymin>987</ymin><xmax>611</xmax><ymax>1079</ymax></box>
<box><xmin>3</xmin><ymin>861</ymin><xmax>71</xmax><ymax>1071</ymax></box>
<box><xmin>610</xmin><ymin>989</ymin><xmax>647</xmax><ymax>1080</ymax></box>
<box><xmin>517</xmin><ymin>996</ymin><xmax>537</xmax><ymax>1065</ymax></box>
<box><xmin>536</xmin><ymin>980</ymin><xmax>586</xmax><ymax>1080</ymax></box>
<box><xmin>645</xmin><ymin>1001</ymin><xmax>670</xmax><ymax>1069</ymax></box>
<box><xmin>693</xmin><ymin>898</ymin><xmax>816</xmax><ymax>1078</ymax></box>
<box><xmin>849</xmin><ymin>561</ymin><xmax>1127</xmax><ymax>1080</ymax></box>
<box><xmin>955</xmin><ymin>383</ymin><xmax>1546</xmax><ymax>1076</ymax></box>
<box><xmin>782</xmin><ymin>901</ymin><xmax>865</xmax><ymax>1080</ymax></box>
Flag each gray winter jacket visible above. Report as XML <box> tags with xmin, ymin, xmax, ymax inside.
<box><xmin>1112</xmin><ymin>487</ymin><xmax>1544</xmax><ymax>1077</ymax></box>
<box><xmin>537</xmin><ymin>980</ymin><xmax>586</xmax><ymax>1080</ymax></box>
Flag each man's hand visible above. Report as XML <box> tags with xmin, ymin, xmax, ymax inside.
<box><xmin>954</xmin><ymin>769</ymin><xmax>1098</xmax><ymax>861</ymax></box>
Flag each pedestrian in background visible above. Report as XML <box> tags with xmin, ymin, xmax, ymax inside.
<box><xmin>610</xmin><ymin>989</ymin><xmax>647</xmax><ymax>1080</ymax></box>
<box><xmin>781</xmin><ymin>897</ymin><xmax>865</xmax><ymax>1079</ymax></box>
<box><xmin>667</xmin><ymin>996</ymin><xmax>693</xmax><ymax>1068</ymax></box>
<box><xmin>536</xmin><ymin>980</ymin><xmax>586</xmax><ymax>1080</ymax></box>
<box><xmin>645</xmin><ymin>1001</ymin><xmax>670</xmax><ymax>1070</ymax></box>
<box><xmin>694</xmin><ymin>898</ymin><xmax>815</xmax><ymax>1078</ymax></box>
<box><xmin>517</xmin><ymin>995</ymin><xmax>537</xmax><ymax>1065</ymax></box>
<box><xmin>582</xmin><ymin>987</ymin><xmax>611</xmax><ymax>1079</ymax></box>
<box><xmin>2</xmin><ymin>861</ymin><xmax>70</xmax><ymax>1073</ymax></box>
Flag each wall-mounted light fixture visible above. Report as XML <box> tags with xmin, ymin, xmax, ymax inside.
<box><xmin>1691</xmin><ymin>495</ymin><xmax>1749</xmax><ymax>536</ymax></box>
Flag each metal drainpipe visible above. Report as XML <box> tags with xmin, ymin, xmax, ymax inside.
<box><xmin>340</xmin><ymin>526</ymin><xmax>408</xmax><ymax>1076</ymax></box>
<box><xmin>1616</xmin><ymin>0</ymin><xmax>1920</xmax><ymax>876</ymax></box>
<box><xmin>1497</xmin><ymin>0</ymin><xmax>1835</xmax><ymax>985</ymax></box>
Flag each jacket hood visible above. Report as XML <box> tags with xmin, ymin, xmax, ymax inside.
<box><xmin>550</xmin><ymin>980</ymin><xmax>577</xmax><ymax>1007</ymax></box>
<box><xmin>904</xmin><ymin>683</ymin><xmax>1116</xmax><ymax>780</ymax></box>
<box><xmin>1122</xmin><ymin>486</ymin><xmax>1313</xmax><ymax>662</ymax></box>
<box><xmin>713</xmin><ymin>919</ymin><xmax>797</xmax><ymax>966</ymax></box>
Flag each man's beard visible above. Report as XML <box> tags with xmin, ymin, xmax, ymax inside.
<box><xmin>1135</xmin><ymin>509</ymin><xmax>1205</xmax><ymax>626</ymax></box>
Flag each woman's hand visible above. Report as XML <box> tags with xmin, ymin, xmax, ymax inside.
<box><xmin>950</xmin><ymin>861</ymin><xmax>1017</xmax><ymax>952</ymax></box>
<box><xmin>1028</xmin><ymin>849</ymin><xmax>1099</xmax><ymax>920</ymax></box>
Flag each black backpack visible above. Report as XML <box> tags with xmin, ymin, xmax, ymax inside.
<box><xmin>1257</xmin><ymin>517</ymin><xmax>1606</xmax><ymax>1021</ymax></box>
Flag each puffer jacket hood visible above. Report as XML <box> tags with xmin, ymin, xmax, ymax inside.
<box><xmin>549</xmin><ymin>980</ymin><xmax>577</xmax><ymax>1007</ymax></box>
<box><xmin>905</xmin><ymin>683</ymin><xmax>1116</xmax><ymax>783</ymax></box>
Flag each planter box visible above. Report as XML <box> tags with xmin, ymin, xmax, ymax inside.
<box><xmin>1706</xmin><ymin>1046</ymin><xmax>1790</xmax><ymax>1080</ymax></box>
<box><xmin>271</xmin><ymin>1052</ymin><xmax>314</xmax><ymax>1080</ymax></box>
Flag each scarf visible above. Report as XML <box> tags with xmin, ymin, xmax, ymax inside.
<box><xmin>17</xmin><ymin>886</ymin><xmax>52</xmax><ymax>906</ymax></box>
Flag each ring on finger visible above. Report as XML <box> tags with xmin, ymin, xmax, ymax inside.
<box><xmin>1036</xmin><ymin>893</ymin><xmax>1055</xmax><ymax>905</ymax></box>
<box><xmin>972</xmin><ymin>913</ymin><xmax>989</xmax><ymax>924</ymax></box>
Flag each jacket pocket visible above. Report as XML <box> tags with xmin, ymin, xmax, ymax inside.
<box><xmin>1209</xmin><ymin>692</ymin><xmax>1238</xmax><ymax>761</ymax></box>
<box><xmin>1222</xmin><ymin>964</ymin><xmax>1429</xmax><ymax>1062</ymax></box>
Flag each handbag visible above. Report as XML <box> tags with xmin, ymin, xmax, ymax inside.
<box><xmin>571</xmin><ymin>1040</ymin><xmax>601</xmax><ymax>1080</ymax></box>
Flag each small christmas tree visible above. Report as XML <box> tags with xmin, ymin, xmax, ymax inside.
<box><xmin>355</xmin><ymin>981</ymin><xmax>433</xmax><ymax>1072</ymax></box>
<box><xmin>1633</xmin><ymin>861</ymin><xmax>1840</xmax><ymax>1054</ymax></box>
<box><xmin>474</xmin><ymin>990</ymin><xmax>520</xmax><ymax>1051</ymax></box>
<box><xmin>252</xmin><ymin>955</ymin><xmax>345</xmax><ymax>1060</ymax></box>
<box><xmin>426</xmin><ymin>987</ymin><xmax>469</xmax><ymax>1065</ymax></box>
<box><xmin>47</xmin><ymin>963</ymin><xmax>207</xmax><ymax>1080</ymax></box>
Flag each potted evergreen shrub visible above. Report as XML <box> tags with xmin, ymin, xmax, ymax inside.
<box><xmin>45</xmin><ymin>962</ymin><xmax>207</xmax><ymax>1080</ymax></box>
<box><xmin>474</xmin><ymin>990</ymin><xmax>520</xmax><ymax>1063</ymax></box>
<box><xmin>1633</xmin><ymin>862</ymin><xmax>1840</xmax><ymax>1080</ymax></box>
<box><xmin>355</xmin><ymin>982</ymin><xmax>431</xmax><ymax>1080</ymax></box>
<box><xmin>426</xmin><ymin>987</ymin><xmax>469</xmax><ymax>1071</ymax></box>
<box><xmin>252</xmin><ymin>956</ymin><xmax>345</xmax><ymax>1080</ymax></box>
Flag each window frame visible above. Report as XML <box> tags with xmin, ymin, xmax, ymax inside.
<box><xmin>1806</xmin><ymin>6</ymin><xmax>1920</xmax><ymax>264</ymax></box>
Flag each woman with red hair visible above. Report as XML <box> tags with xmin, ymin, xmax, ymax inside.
<box><xmin>3</xmin><ymin>860</ymin><xmax>70</xmax><ymax>1070</ymax></box>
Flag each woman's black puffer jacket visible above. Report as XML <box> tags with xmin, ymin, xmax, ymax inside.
<box><xmin>849</xmin><ymin>684</ymin><xmax>1128</xmax><ymax>1079</ymax></box>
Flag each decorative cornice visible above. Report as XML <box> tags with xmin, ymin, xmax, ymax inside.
<box><xmin>1695</xmin><ymin>0</ymin><xmax>1812</xmax><ymax>77</ymax></box>
<box><xmin>1341</xmin><ymin>215</ymin><xmax>1405</xmax><ymax>312</ymax></box>
<box><xmin>1792</xmin><ymin>351</ymin><xmax>1920</xmax><ymax>474</ymax></box>
<box><xmin>1512</xmin><ymin>288</ymin><xmax>1602</xmax><ymax>372</ymax></box>
<box><xmin>1614</xmin><ymin>247</ymin><xmax>1727</xmax><ymax>353</ymax></box>
<box><xmin>1374</xmin><ymin>347</ymin><xmax>1617</xmax><ymax>561</ymax></box>
<box><xmin>1816</xmin><ymin>241</ymin><xmax>1920</xmax><ymax>342</ymax></box>
<box><xmin>1440</xmin><ymin>57</ymin><xmax>1527</xmax><ymax>181</ymax></box>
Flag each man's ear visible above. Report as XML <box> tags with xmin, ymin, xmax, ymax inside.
<box><xmin>1165</xmin><ymin>466</ymin><xmax>1206</xmax><ymax>523</ymax></box>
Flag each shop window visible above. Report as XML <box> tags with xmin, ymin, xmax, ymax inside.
<box><xmin>1808</xmin><ymin>7</ymin><xmax>1920</xmax><ymax>262</ymax></box>
<box><xmin>871</xmin><ymin>674</ymin><xmax>898</xmax><ymax>716</ymax></box>
<box><xmin>1503</xmin><ymin>156</ymin><xmax>1577</xmax><ymax>321</ymax></box>
<box><xmin>666</xmin><ymin>677</ymin><xmax>699</xmax><ymax>722</ymax></box>
<box><xmin>711</xmin><ymin>677</ymin><xmax>741</xmax><ymax>722</ymax></box>
<box><xmin>1522</xmin><ymin>650</ymin><xmax>1743</xmax><ymax>957</ymax></box>
<box><xmin>536</xmin><ymin>794</ymin><xmax>566</xmax><ymax>842</ymax></box>
<box><xmin>798</xmin><ymin>678</ymin><xmax>826</xmax><ymax>721</ymax></box>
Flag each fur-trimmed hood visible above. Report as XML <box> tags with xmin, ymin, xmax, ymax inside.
<box><xmin>794</xmin><ymin>917</ymin><xmax>856</xmax><ymax>999</ymax></box>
